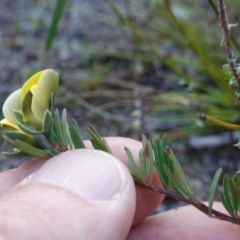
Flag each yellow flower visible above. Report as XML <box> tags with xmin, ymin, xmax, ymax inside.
<box><xmin>1</xmin><ymin>89</ymin><xmax>21</xmax><ymax>130</ymax></box>
<box><xmin>0</xmin><ymin>69</ymin><xmax>59</xmax><ymax>130</ymax></box>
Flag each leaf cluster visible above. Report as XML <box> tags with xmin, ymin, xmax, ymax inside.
<box><xmin>126</xmin><ymin>134</ymin><xmax>240</xmax><ymax>225</ymax></box>
<box><xmin>2</xmin><ymin>104</ymin><xmax>110</xmax><ymax>158</ymax></box>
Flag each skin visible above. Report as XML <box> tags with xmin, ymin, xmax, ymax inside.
<box><xmin>0</xmin><ymin>137</ymin><xmax>238</xmax><ymax>239</ymax></box>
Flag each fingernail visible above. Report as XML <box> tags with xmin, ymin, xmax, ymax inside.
<box><xmin>20</xmin><ymin>149</ymin><xmax>126</xmax><ymax>201</ymax></box>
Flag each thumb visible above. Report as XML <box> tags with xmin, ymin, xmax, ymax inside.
<box><xmin>0</xmin><ymin>150</ymin><xmax>136</xmax><ymax>240</ymax></box>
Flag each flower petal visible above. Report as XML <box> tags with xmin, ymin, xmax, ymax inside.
<box><xmin>0</xmin><ymin>118</ymin><xmax>20</xmax><ymax>130</ymax></box>
<box><xmin>22</xmin><ymin>90</ymin><xmax>41</xmax><ymax>125</ymax></box>
<box><xmin>20</xmin><ymin>70</ymin><xmax>43</xmax><ymax>104</ymax></box>
<box><xmin>31</xmin><ymin>69</ymin><xmax>59</xmax><ymax>121</ymax></box>
<box><xmin>2</xmin><ymin>89</ymin><xmax>21</xmax><ymax>124</ymax></box>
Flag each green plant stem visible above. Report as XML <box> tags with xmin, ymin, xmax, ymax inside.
<box><xmin>150</xmin><ymin>184</ymin><xmax>240</xmax><ymax>225</ymax></box>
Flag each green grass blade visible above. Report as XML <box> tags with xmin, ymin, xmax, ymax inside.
<box><xmin>45</xmin><ymin>0</ymin><xmax>66</xmax><ymax>52</ymax></box>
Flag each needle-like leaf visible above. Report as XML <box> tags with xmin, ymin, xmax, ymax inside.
<box><xmin>208</xmin><ymin>168</ymin><xmax>222</xmax><ymax>215</ymax></box>
<box><xmin>86</xmin><ymin>125</ymin><xmax>111</xmax><ymax>153</ymax></box>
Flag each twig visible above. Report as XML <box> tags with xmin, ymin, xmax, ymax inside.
<box><xmin>150</xmin><ymin>184</ymin><xmax>240</xmax><ymax>225</ymax></box>
<box><xmin>218</xmin><ymin>0</ymin><xmax>240</xmax><ymax>90</ymax></box>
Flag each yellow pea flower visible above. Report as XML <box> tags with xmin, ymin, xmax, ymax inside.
<box><xmin>0</xmin><ymin>69</ymin><xmax>59</xmax><ymax>130</ymax></box>
<box><xmin>0</xmin><ymin>89</ymin><xmax>21</xmax><ymax>130</ymax></box>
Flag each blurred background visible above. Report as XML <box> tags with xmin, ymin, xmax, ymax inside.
<box><xmin>1</xmin><ymin>0</ymin><xmax>240</xmax><ymax>210</ymax></box>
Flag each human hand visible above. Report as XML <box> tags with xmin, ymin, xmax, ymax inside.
<box><xmin>0</xmin><ymin>137</ymin><xmax>239</xmax><ymax>239</ymax></box>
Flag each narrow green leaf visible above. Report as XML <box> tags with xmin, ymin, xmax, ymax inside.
<box><xmin>12</xmin><ymin>110</ymin><xmax>42</xmax><ymax>134</ymax></box>
<box><xmin>125</xmin><ymin>147</ymin><xmax>144</xmax><ymax>184</ymax></box>
<box><xmin>61</xmin><ymin>109</ymin><xmax>72</xmax><ymax>149</ymax></box>
<box><xmin>3</xmin><ymin>131</ymin><xmax>32</xmax><ymax>142</ymax></box>
<box><xmin>164</xmin><ymin>165</ymin><xmax>193</xmax><ymax>200</ymax></box>
<box><xmin>69</xmin><ymin>126</ymin><xmax>85</xmax><ymax>149</ymax></box>
<box><xmin>15</xmin><ymin>140</ymin><xmax>48</xmax><ymax>158</ymax></box>
<box><xmin>166</xmin><ymin>146</ymin><xmax>193</xmax><ymax>193</ymax></box>
<box><xmin>3</xmin><ymin>131</ymin><xmax>47</xmax><ymax>150</ymax></box>
<box><xmin>221</xmin><ymin>194</ymin><xmax>234</xmax><ymax>217</ymax></box>
<box><xmin>139</xmin><ymin>140</ymin><xmax>154</xmax><ymax>183</ymax></box>
<box><xmin>153</xmin><ymin>139</ymin><xmax>164</xmax><ymax>182</ymax></box>
<box><xmin>50</xmin><ymin>93</ymin><xmax>55</xmax><ymax>113</ymax></box>
<box><xmin>153</xmin><ymin>138</ymin><xmax>169</xmax><ymax>187</ymax></box>
<box><xmin>72</xmin><ymin>119</ymin><xmax>81</xmax><ymax>134</ymax></box>
<box><xmin>8</xmin><ymin>139</ymin><xmax>48</xmax><ymax>158</ymax></box>
<box><xmin>233</xmin><ymin>174</ymin><xmax>240</xmax><ymax>186</ymax></box>
<box><xmin>208</xmin><ymin>168</ymin><xmax>222</xmax><ymax>215</ymax></box>
<box><xmin>50</xmin><ymin>130</ymin><xmax>58</xmax><ymax>143</ymax></box>
<box><xmin>147</xmin><ymin>140</ymin><xmax>154</xmax><ymax>183</ymax></box>
<box><xmin>222</xmin><ymin>176</ymin><xmax>234</xmax><ymax>216</ymax></box>
<box><xmin>42</xmin><ymin>110</ymin><xmax>53</xmax><ymax>133</ymax></box>
<box><xmin>87</xmin><ymin>125</ymin><xmax>102</xmax><ymax>139</ymax></box>
<box><xmin>125</xmin><ymin>147</ymin><xmax>139</xmax><ymax>174</ymax></box>
<box><xmin>44</xmin><ymin>149</ymin><xmax>60</xmax><ymax>157</ymax></box>
<box><xmin>161</xmin><ymin>135</ymin><xmax>168</xmax><ymax>168</ymax></box>
<box><xmin>102</xmin><ymin>138</ymin><xmax>112</xmax><ymax>153</ymax></box>
<box><xmin>237</xmin><ymin>188</ymin><xmax>240</xmax><ymax>214</ymax></box>
<box><xmin>86</xmin><ymin>125</ymin><xmax>111</xmax><ymax>153</ymax></box>
<box><xmin>53</xmin><ymin>109</ymin><xmax>65</xmax><ymax>145</ymax></box>
<box><xmin>162</xmin><ymin>135</ymin><xmax>170</xmax><ymax>168</ymax></box>
<box><xmin>166</xmin><ymin>147</ymin><xmax>174</xmax><ymax>178</ymax></box>
<box><xmin>233</xmin><ymin>173</ymin><xmax>240</xmax><ymax>214</ymax></box>
<box><xmin>229</xmin><ymin>179</ymin><xmax>239</xmax><ymax>215</ymax></box>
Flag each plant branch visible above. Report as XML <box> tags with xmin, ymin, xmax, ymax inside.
<box><xmin>218</xmin><ymin>0</ymin><xmax>240</xmax><ymax>90</ymax></box>
<box><xmin>149</xmin><ymin>184</ymin><xmax>240</xmax><ymax>225</ymax></box>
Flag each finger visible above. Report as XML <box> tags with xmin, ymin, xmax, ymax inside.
<box><xmin>0</xmin><ymin>158</ymin><xmax>47</xmax><ymax>196</ymax></box>
<box><xmin>85</xmin><ymin>137</ymin><xmax>164</xmax><ymax>225</ymax></box>
<box><xmin>127</xmin><ymin>202</ymin><xmax>240</xmax><ymax>240</ymax></box>
<box><xmin>0</xmin><ymin>150</ymin><xmax>136</xmax><ymax>240</ymax></box>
